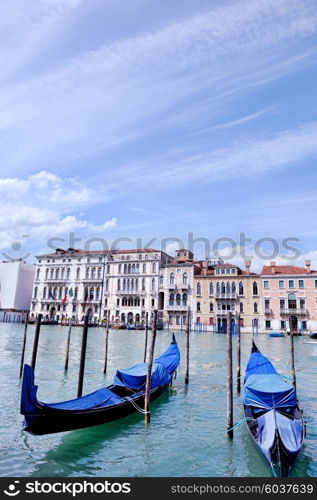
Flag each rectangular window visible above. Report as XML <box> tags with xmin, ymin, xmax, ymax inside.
<box><xmin>300</xmin><ymin>299</ymin><xmax>305</xmax><ymax>310</ymax></box>
<box><xmin>289</xmin><ymin>280</ymin><xmax>294</xmax><ymax>288</ymax></box>
<box><xmin>281</xmin><ymin>320</ymin><xmax>286</xmax><ymax>329</ymax></box>
<box><xmin>315</xmin><ymin>280</ymin><xmax>317</xmax><ymax>288</ymax></box>
<box><xmin>265</xmin><ymin>320</ymin><xmax>271</xmax><ymax>329</ymax></box>
<box><xmin>264</xmin><ymin>299</ymin><xmax>270</xmax><ymax>308</ymax></box>
<box><xmin>264</xmin><ymin>280</ymin><xmax>269</xmax><ymax>289</ymax></box>
<box><xmin>182</xmin><ymin>315</ymin><xmax>187</xmax><ymax>324</ymax></box>
<box><xmin>278</xmin><ymin>280</ymin><xmax>284</xmax><ymax>289</ymax></box>
<box><xmin>280</xmin><ymin>299</ymin><xmax>285</xmax><ymax>310</ymax></box>
<box><xmin>299</xmin><ymin>280</ymin><xmax>304</xmax><ymax>289</ymax></box>
<box><xmin>176</xmin><ymin>315</ymin><xmax>180</xmax><ymax>325</ymax></box>
<box><xmin>302</xmin><ymin>321</ymin><xmax>307</xmax><ymax>330</ymax></box>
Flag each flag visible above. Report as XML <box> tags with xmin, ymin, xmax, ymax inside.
<box><xmin>62</xmin><ymin>295</ymin><xmax>68</xmax><ymax>304</ymax></box>
<box><xmin>69</xmin><ymin>288</ymin><xmax>74</xmax><ymax>297</ymax></box>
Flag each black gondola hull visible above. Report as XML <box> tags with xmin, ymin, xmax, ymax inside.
<box><xmin>24</xmin><ymin>384</ymin><xmax>168</xmax><ymax>435</ymax></box>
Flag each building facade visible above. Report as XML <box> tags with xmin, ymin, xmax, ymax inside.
<box><xmin>31</xmin><ymin>248</ymin><xmax>171</xmax><ymax>324</ymax></box>
<box><xmin>193</xmin><ymin>259</ymin><xmax>261</xmax><ymax>333</ymax></box>
<box><xmin>0</xmin><ymin>259</ymin><xmax>36</xmax><ymax>322</ymax></box>
<box><xmin>261</xmin><ymin>261</ymin><xmax>317</xmax><ymax>334</ymax></box>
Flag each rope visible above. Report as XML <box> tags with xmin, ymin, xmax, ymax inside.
<box><xmin>125</xmin><ymin>396</ymin><xmax>149</xmax><ymax>415</ymax></box>
<box><xmin>270</xmin><ymin>464</ymin><xmax>278</xmax><ymax>478</ymax></box>
<box><xmin>227</xmin><ymin>417</ymin><xmax>253</xmax><ymax>432</ymax></box>
<box><xmin>305</xmin><ymin>423</ymin><xmax>317</xmax><ymax>434</ymax></box>
<box><xmin>280</xmin><ymin>374</ymin><xmax>294</xmax><ymax>382</ymax></box>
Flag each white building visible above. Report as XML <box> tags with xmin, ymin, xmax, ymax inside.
<box><xmin>0</xmin><ymin>260</ymin><xmax>36</xmax><ymax>321</ymax></box>
<box><xmin>31</xmin><ymin>248</ymin><xmax>172</xmax><ymax>324</ymax></box>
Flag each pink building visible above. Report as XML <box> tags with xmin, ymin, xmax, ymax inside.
<box><xmin>261</xmin><ymin>260</ymin><xmax>317</xmax><ymax>333</ymax></box>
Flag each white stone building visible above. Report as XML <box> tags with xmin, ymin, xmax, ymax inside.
<box><xmin>0</xmin><ymin>259</ymin><xmax>36</xmax><ymax>321</ymax></box>
<box><xmin>31</xmin><ymin>248</ymin><xmax>171</xmax><ymax>324</ymax></box>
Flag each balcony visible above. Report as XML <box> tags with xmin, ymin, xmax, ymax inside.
<box><xmin>116</xmin><ymin>290</ymin><xmax>146</xmax><ymax>295</ymax></box>
<box><xmin>215</xmin><ymin>292</ymin><xmax>238</xmax><ymax>300</ymax></box>
<box><xmin>179</xmin><ymin>283</ymin><xmax>189</xmax><ymax>290</ymax></box>
<box><xmin>82</xmin><ymin>277</ymin><xmax>103</xmax><ymax>283</ymax></box>
<box><xmin>166</xmin><ymin>304</ymin><xmax>188</xmax><ymax>311</ymax></box>
<box><xmin>168</xmin><ymin>283</ymin><xmax>176</xmax><ymax>290</ymax></box>
<box><xmin>44</xmin><ymin>278</ymin><xmax>69</xmax><ymax>283</ymax></box>
<box><xmin>280</xmin><ymin>308</ymin><xmax>308</xmax><ymax>316</ymax></box>
<box><xmin>264</xmin><ymin>308</ymin><xmax>272</xmax><ymax>315</ymax></box>
<box><xmin>217</xmin><ymin>310</ymin><xmax>236</xmax><ymax>316</ymax></box>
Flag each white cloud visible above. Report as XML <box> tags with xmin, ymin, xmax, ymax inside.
<box><xmin>0</xmin><ymin>171</ymin><xmax>117</xmax><ymax>252</ymax></box>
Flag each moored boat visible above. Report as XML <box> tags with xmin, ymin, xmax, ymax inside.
<box><xmin>21</xmin><ymin>336</ymin><xmax>180</xmax><ymax>435</ymax></box>
<box><xmin>243</xmin><ymin>341</ymin><xmax>304</xmax><ymax>477</ymax></box>
<box><xmin>309</xmin><ymin>332</ymin><xmax>317</xmax><ymax>339</ymax></box>
<box><xmin>269</xmin><ymin>332</ymin><xmax>285</xmax><ymax>338</ymax></box>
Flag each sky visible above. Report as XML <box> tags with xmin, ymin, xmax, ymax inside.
<box><xmin>0</xmin><ymin>0</ymin><xmax>317</xmax><ymax>270</ymax></box>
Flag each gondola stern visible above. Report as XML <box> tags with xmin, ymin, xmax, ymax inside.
<box><xmin>20</xmin><ymin>364</ymin><xmax>39</xmax><ymax>416</ymax></box>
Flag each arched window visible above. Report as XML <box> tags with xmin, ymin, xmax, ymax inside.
<box><xmin>36</xmin><ymin>268</ymin><xmax>40</xmax><ymax>280</ymax></box>
<box><xmin>136</xmin><ymin>263</ymin><xmax>139</xmax><ymax>273</ymax></box>
<box><xmin>170</xmin><ymin>272</ymin><xmax>175</xmax><ymax>285</ymax></box>
<box><xmin>61</xmin><ymin>268</ymin><xmax>65</xmax><ymax>279</ymax></box>
<box><xmin>53</xmin><ymin>287</ymin><xmax>58</xmax><ymax>298</ymax></box>
<box><xmin>43</xmin><ymin>287</ymin><xmax>47</xmax><ymax>299</ymax></box>
<box><xmin>221</xmin><ymin>282</ymin><xmax>226</xmax><ymax>294</ymax></box>
<box><xmin>143</xmin><ymin>263</ymin><xmax>146</xmax><ymax>273</ymax></box>
<box><xmin>176</xmin><ymin>293</ymin><xmax>181</xmax><ymax>306</ymax></box>
<box><xmin>239</xmin><ymin>282</ymin><xmax>244</xmax><ymax>296</ymax></box>
<box><xmin>152</xmin><ymin>263</ymin><xmax>156</xmax><ymax>273</ymax></box>
<box><xmin>197</xmin><ymin>282</ymin><xmax>201</xmax><ymax>295</ymax></box>
<box><xmin>59</xmin><ymin>287</ymin><xmax>62</xmax><ymax>299</ymax></box>
<box><xmin>253</xmin><ymin>282</ymin><xmax>258</xmax><ymax>296</ymax></box>
<box><xmin>55</xmin><ymin>268</ymin><xmax>59</xmax><ymax>279</ymax></box>
<box><xmin>197</xmin><ymin>302</ymin><xmax>201</xmax><ymax>311</ymax></box>
<box><xmin>91</xmin><ymin>267</ymin><xmax>96</xmax><ymax>278</ymax></box>
<box><xmin>96</xmin><ymin>287</ymin><xmax>100</xmax><ymax>300</ymax></box>
<box><xmin>118</xmin><ymin>264</ymin><xmax>121</xmax><ymax>274</ymax></box>
<box><xmin>98</xmin><ymin>267</ymin><xmax>102</xmax><ymax>279</ymax></box>
<box><xmin>132</xmin><ymin>264</ymin><xmax>136</xmax><ymax>274</ymax></box>
<box><xmin>183</xmin><ymin>272</ymin><xmax>188</xmax><ymax>285</ymax></box>
<box><xmin>240</xmin><ymin>302</ymin><xmax>244</xmax><ymax>312</ymax></box>
<box><xmin>124</xmin><ymin>264</ymin><xmax>127</xmax><ymax>274</ymax></box>
<box><xmin>107</xmin><ymin>264</ymin><xmax>110</xmax><ymax>274</ymax></box>
<box><xmin>209</xmin><ymin>282</ymin><xmax>213</xmax><ymax>295</ymax></box>
<box><xmin>89</xmin><ymin>287</ymin><xmax>94</xmax><ymax>300</ymax></box>
<box><xmin>105</xmin><ymin>279</ymin><xmax>109</xmax><ymax>292</ymax></box>
<box><xmin>67</xmin><ymin>268</ymin><xmax>71</xmax><ymax>279</ymax></box>
<box><xmin>118</xmin><ymin>279</ymin><xmax>121</xmax><ymax>290</ymax></box>
<box><xmin>135</xmin><ymin>278</ymin><xmax>139</xmax><ymax>291</ymax></box>
<box><xmin>182</xmin><ymin>293</ymin><xmax>187</xmax><ymax>306</ymax></box>
<box><xmin>131</xmin><ymin>279</ymin><xmax>134</xmax><ymax>291</ymax></box>
<box><xmin>142</xmin><ymin>278</ymin><xmax>145</xmax><ymax>290</ymax></box>
<box><xmin>86</xmin><ymin>267</ymin><xmax>90</xmax><ymax>279</ymax></box>
<box><xmin>50</xmin><ymin>268</ymin><xmax>54</xmax><ymax>279</ymax></box>
<box><xmin>128</xmin><ymin>264</ymin><xmax>131</xmax><ymax>274</ymax></box>
<box><xmin>74</xmin><ymin>287</ymin><xmax>78</xmax><ymax>300</ymax></box>
<box><xmin>216</xmin><ymin>282</ymin><xmax>220</xmax><ymax>294</ymax></box>
<box><xmin>254</xmin><ymin>302</ymin><xmax>258</xmax><ymax>313</ymax></box>
<box><xmin>34</xmin><ymin>287</ymin><xmax>38</xmax><ymax>299</ymax></box>
<box><xmin>152</xmin><ymin>278</ymin><xmax>155</xmax><ymax>291</ymax></box>
<box><xmin>169</xmin><ymin>293</ymin><xmax>174</xmax><ymax>305</ymax></box>
<box><xmin>232</xmin><ymin>282</ymin><xmax>236</xmax><ymax>293</ymax></box>
<box><xmin>123</xmin><ymin>279</ymin><xmax>126</xmax><ymax>291</ymax></box>
<box><xmin>226</xmin><ymin>282</ymin><xmax>230</xmax><ymax>294</ymax></box>
<box><xmin>209</xmin><ymin>302</ymin><xmax>213</xmax><ymax>312</ymax></box>
<box><xmin>160</xmin><ymin>274</ymin><xmax>164</xmax><ymax>284</ymax></box>
<box><xmin>45</xmin><ymin>268</ymin><xmax>49</xmax><ymax>279</ymax></box>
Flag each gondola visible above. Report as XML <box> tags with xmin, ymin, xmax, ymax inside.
<box><xmin>21</xmin><ymin>336</ymin><xmax>180</xmax><ymax>436</ymax></box>
<box><xmin>269</xmin><ymin>332</ymin><xmax>285</xmax><ymax>338</ymax></box>
<box><xmin>243</xmin><ymin>341</ymin><xmax>304</xmax><ymax>477</ymax></box>
<box><xmin>309</xmin><ymin>332</ymin><xmax>317</xmax><ymax>339</ymax></box>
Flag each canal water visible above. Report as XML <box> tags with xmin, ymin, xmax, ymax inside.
<box><xmin>0</xmin><ymin>323</ymin><xmax>316</xmax><ymax>477</ymax></box>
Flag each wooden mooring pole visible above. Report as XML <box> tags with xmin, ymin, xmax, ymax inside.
<box><xmin>19</xmin><ymin>312</ymin><xmax>29</xmax><ymax>378</ymax></box>
<box><xmin>31</xmin><ymin>314</ymin><xmax>42</xmax><ymax>371</ymax></box>
<box><xmin>237</xmin><ymin>314</ymin><xmax>241</xmax><ymax>393</ymax></box>
<box><xmin>64</xmin><ymin>318</ymin><xmax>72</xmax><ymax>371</ymax></box>
<box><xmin>77</xmin><ymin>315</ymin><xmax>89</xmax><ymax>398</ymax></box>
<box><xmin>144</xmin><ymin>310</ymin><xmax>157</xmax><ymax>424</ymax></box>
<box><xmin>143</xmin><ymin>312</ymin><xmax>149</xmax><ymax>363</ymax></box>
<box><xmin>227</xmin><ymin>312</ymin><xmax>233</xmax><ymax>438</ymax></box>
<box><xmin>103</xmin><ymin>310</ymin><xmax>110</xmax><ymax>374</ymax></box>
<box><xmin>290</xmin><ymin>329</ymin><xmax>296</xmax><ymax>389</ymax></box>
<box><xmin>185</xmin><ymin>307</ymin><xmax>190</xmax><ymax>384</ymax></box>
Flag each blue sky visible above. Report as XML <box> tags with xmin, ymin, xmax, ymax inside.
<box><xmin>0</xmin><ymin>0</ymin><xmax>317</xmax><ymax>269</ymax></box>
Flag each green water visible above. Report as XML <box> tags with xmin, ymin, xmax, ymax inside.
<box><xmin>0</xmin><ymin>323</ymin><xmax>316</xmax><ymax>477</ymax></box>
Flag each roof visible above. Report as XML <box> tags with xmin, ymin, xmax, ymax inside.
<box><xmin>37</xmin><ymin>248</ymin><xmax>165</xmax><ymax>258</ymax></box>
<box><xmin>261</xmin><ymin>265</ymin><xmax>317</xmax><ymax>276</ymax></box>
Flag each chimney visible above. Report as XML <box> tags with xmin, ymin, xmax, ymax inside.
<box><xmin>202</xmin><ymin>261</ymin><xmax>207</xmax><ymax>276</ymax></box>
<box><xmin>271</xmin><ymin>261</ymin><xmax>276</xmax><ymax>275</ymax></box>
<box><xmin>244</xmin><ymin>260</ymin><xmax>251</xmax><ymax>276</ymax></box>
<box><xmin>305</xmin><ymin>260</ymin><xmax>311</xmax><ymax>274</ymax></box>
